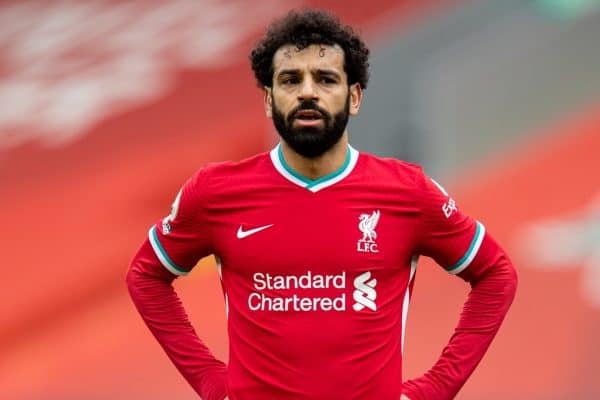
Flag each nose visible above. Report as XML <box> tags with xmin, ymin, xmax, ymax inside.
<box><xmin>298</xmin><ymin>77</ymin><xmax>318</xmax><ymax>101</ymax></box>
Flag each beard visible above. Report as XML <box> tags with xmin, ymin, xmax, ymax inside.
<box><xmin>271</xmin><ymin>93</ymin><xmax>350</xmax><ymax>159</ymax></box>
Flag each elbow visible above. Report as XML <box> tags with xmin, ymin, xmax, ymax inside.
<box><xmin>505</xmin><ymin>260</ymin><xmax>518</xmax><ymax>301</ymax></box>
<box><xmin>125</xmin><ymin>239</ymin><xmax>175</xmax><ymax>296</ymax></box>
<box><xmin>125</xmin><ymin>260</ymin><xmax>141</xmax><ymax>297</ymax></box>
<box><xmin>125</xmin><ymin>262</ymin><xmax>135</xmax><ymax>289</ymax></box>
<box><xmin>491</xmin><ymin>253</ymin><xmax>518</xmax><ymax>306</ymax></box>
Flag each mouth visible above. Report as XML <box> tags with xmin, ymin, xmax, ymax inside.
<box><xmin>293</xmin><ymin>110</ymin><xmax>324</xmax><ymax>126</ymax></box>
<box><xmin>294</xmin><ymin>109</ymin><xmax>323</xmax><ymax>120</ymax></box>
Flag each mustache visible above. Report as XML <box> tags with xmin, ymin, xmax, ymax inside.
<box><xmin>288</xmin><ymin>101</ymin><xmax>330</xmax><ymax>121</ymax></box>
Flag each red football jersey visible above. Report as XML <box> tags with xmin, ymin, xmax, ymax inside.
<box><xmin>147</xmin><ymin>144</ymin><xmax>485</xmax><ymax>399</ymax></box>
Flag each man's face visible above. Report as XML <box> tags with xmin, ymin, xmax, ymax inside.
<box><xmin>265</xmin><ymin>44</ymin><xmax>362</xmax><ymax>158</ymax></box>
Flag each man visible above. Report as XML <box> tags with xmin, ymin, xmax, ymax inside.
<box><xmin>126</xmin><ymin>9</ymin><xmax>517</xmax><ymax>400</ymax></box>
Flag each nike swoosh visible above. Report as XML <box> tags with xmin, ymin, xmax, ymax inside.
<box><xmin>237</xmin><ymin>224</ymin><xmax>274</xmax><ymax>239</ymax></box>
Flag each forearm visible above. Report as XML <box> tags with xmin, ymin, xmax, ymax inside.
<box><xmin>126</xmin><ymin>239</ymin><xmax>228</xmax><ymax>400</ymax></box>
<box><xmin>403</xmin><ymin>235</ymin><xmax>518</xmax><ymax>400</ymax></box>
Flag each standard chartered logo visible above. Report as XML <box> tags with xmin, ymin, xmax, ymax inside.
<box><xmin>352</xmin><ymin>271</ymin><xmax>377</xmax><ymax>311</ymax></box>
<box><xmin>247</xmin><ymin>270</ymin><xmax>377</xmax><ymax>312</ymax></box>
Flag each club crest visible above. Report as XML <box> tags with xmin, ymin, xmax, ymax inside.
<box><xmin>357</xmin><ymin>210</ymin><xmax>380</xmax><ymax>253</ymax></box>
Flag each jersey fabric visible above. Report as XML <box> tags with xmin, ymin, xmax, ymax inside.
<box><xmin>144</xmin><ymin>144</ymin><xmax>491</xmax><ymax>399</ymax></box>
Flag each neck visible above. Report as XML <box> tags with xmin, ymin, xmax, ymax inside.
<box><xmin>280</xmin><ymin>132</ymin><xmax>349</xmax><ymax>181</ymax></box>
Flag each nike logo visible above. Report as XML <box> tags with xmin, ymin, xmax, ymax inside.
<box><xmin>236</xmin><ymin>224</ymin><xmax>274</xmax><ymax>239</ymax></box>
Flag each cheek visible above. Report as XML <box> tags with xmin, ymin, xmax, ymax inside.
<box><xmin>329</xmin><ymin>96</ymin><xmax>348</xmax><ymax>112</ymax></box>
<box><xmin>274</xmin><ymin>95</ymin><xmax>295</xmax><ymax>114</ymax></box>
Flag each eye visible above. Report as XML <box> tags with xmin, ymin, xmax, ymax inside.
<box><xmin>282</xmin><ymin>77</ymin><xmax>299</xmax><ymax>85</ymax></box>
<box><xmin>320</xmin><ymin>77</ymin><xmax>336</xmax><ymax>84</ymax></box>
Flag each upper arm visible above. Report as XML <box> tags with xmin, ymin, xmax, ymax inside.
<box><xmin>414</xmin><ymin>169</ymin><xmax>486</xmax><ymax>277</ymax></box>
<box><xmin>147</xmin><ymin>169</ymin><xmax>214</xmax><ymax>277</ymax></box>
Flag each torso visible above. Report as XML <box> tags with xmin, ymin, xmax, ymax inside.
<box><xmin>203</xmin><ymin>146</ymin><xmax>421</xmax><ymax>399</ymax></box>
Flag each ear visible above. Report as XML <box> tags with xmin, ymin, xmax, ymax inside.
<box><xmin>348</xmin><ymin>83</ymin><xmax>363</xmax><ymax>116</ymax></box>
<box><xmin>263</xmin><ymin>87</ymin><xmax>273</xmax><ymax>118</ymax></box>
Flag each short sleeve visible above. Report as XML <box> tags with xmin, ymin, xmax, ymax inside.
<box><xmin>147</xmin><ymin>169</ymin><xmax>213</xmax><ymax>276</ymax></box>
<box><xmin>414</xmin><ymin>168</ymin><xmax>485</xmax><ymax>275</ymax></box>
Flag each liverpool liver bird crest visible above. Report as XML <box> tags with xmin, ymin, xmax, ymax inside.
<box><xmin>359</xmin><ymin>210</ymin><xmax>380</xmax><ymax>243</ymax></box>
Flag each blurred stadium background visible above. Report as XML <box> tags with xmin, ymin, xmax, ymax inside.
<box><xmin>1</xmin><ymin>0</ymin><xmax>599</xmax><ymax>399</ymax></box>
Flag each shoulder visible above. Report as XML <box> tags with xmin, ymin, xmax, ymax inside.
<box><xmin>186</xmin><ymin>150</ymin><xmax>271</xmax><ymax>194</ymax></box>
<box><xmin>356</xmin><ymin>151</ymin><xmax>426</xmax><ymax>186</ymax></box>
<box><xmin>205</xmin><ymin>151</ymin><xmax>271</xmax><ymax>174</ymax></box>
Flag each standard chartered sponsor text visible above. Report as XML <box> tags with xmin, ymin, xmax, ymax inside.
<box><xmin>249</xmin><ymin>271</ymin><xmax>346</xmax><ymax>312</ymax></box>
<box><xmin>248</xmin><ymin>293</ymin><xmax>346</xmax><ymax>312</ymax></box>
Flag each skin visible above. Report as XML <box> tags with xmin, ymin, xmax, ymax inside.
<box><xmin>264</xmin><ymin>43</ymin><xmax>363</xmax><ymax>180</ymax></box>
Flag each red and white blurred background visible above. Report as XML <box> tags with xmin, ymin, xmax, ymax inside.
<box><xmin>0</xmin><ymin>1</ymin><xmax>598</xmax><ymax>399</ymax></box>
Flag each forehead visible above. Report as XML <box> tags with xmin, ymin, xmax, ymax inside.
<box><xmin>272</xmin><ymin>43</ymin><xmax>345</xmax><ymax>75</ymax></box>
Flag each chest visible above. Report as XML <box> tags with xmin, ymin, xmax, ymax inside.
<box><xmin>210</xmin><ymin>186</ymin><xmax>418</xmax><ymax>277</ymax></box>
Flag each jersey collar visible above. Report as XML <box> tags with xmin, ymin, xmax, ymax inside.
<box><xmin>270</xmin><ymin>143</ymin><xmax>359</xmax><ymax>192</ymax></box>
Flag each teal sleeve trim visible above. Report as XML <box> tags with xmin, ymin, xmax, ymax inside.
<box><xmin>148</xmin><ymin>225</ymin><xmax>190</xmax><ymax>276</ymax></box>
<box><xmin>446</xmin><ymin>221</ymin><xmax>486</xmax><ymax>275</ymax></box>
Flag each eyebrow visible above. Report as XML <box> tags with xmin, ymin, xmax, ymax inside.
<box><xmin>276</xmin><ymin>69</ymin><xmax>342</xmax><ymax>78</ymax></box>
<box><xmin>276</xmin><ymin>69</ymin><xmax>301</xmax><ymax>77</ymax></box>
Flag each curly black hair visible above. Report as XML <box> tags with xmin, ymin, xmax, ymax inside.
<box><xmin>250</xmin><ymin>9</ymin><xmax>370</xmax><ymax>89</ymax></box>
